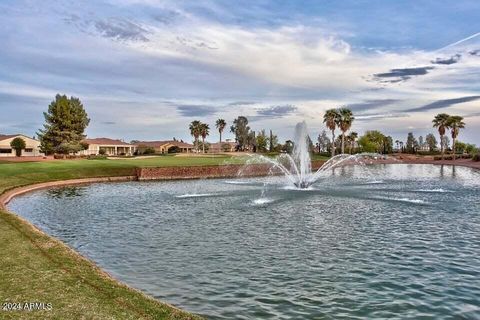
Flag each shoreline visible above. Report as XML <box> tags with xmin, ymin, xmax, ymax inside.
<box><xmin>1</xmin><ymin>159</ymin><xmax>478</xmax><ymax>319</ymax></box>
<box><xmin>2</xmin><ymin>159</ymin><xmax>479</xmax><ymax>208</ymax></box>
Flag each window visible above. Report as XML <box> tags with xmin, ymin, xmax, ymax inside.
<box><xmin>0</xmin><ymin>149</ymin><xmax>12</xmax><ymax>153</ymax></box>
<box><xmin>24</xmin><ymin>148</ymin><xmax>33</xmax><ymax>152</ymax></box>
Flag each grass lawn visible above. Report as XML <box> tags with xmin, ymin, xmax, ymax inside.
<box><xmin>0</xmin><ymin>155</ymin><xmax>240</xmax><ymax>194</ymax></box>
<box><xmin>0</xmin><ymin>155</ymin><xmax>245</xmax><ymax>319</ymax></box>
<box><xmin>0</xmin><ymin>153</ymin><xmax>328</xmax><ymax>319</ymax></box>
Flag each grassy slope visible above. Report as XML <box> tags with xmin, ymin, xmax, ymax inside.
<box><xmin>0</xmin><ymin>155</ymin><xmax>237</xmax><ymax>194</ymax></box>
<box><xmin>0</xmin><ymin>156</ymin><xmax>239</xmax><ymax>319</ymax></box>
<box><xmin>0</xmin><ymin>154</ymin><xmax>328</xmax><ymax>319</ymax></box>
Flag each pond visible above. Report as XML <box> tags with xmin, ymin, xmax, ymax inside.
<box><xmin>8</xmin><ymin>164</ymin><xmax>480</xmax><ymax>319</ymax></box>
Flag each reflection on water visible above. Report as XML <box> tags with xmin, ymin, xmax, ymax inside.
<box><xmin>8</xmin><ymin>164</ymin><xmax>480</xmax><ymax>319</ymax></box>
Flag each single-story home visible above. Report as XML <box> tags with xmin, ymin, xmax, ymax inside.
<box><xmin>209</xmin><ymin>141</ymin><xmax>236</xmax><ymax>153</ymax></box>
<box><xmin>0</xmin><ymin>134</ymin><xmax>44</xmax><ymax>157</ymax></box>
<box><xmin>136</xmin><ymin>140</ymin><xmax>194</xmax><ymax>154</ymax></box>
<box><xmin>79</xmin><ymin>138</ymin><xmax>137</xmax><ymax>156</ymax></box>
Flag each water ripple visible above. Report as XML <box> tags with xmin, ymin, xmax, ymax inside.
<box><xmin>7</xmin><ymin>164</ymin><xmax>480</xmax><ymax>319</ymax></box>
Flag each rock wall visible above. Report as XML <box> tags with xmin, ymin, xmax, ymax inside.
<box><xmin>136</xmin><ymin>161</ymin><xmax>325</xmax><ymax>181</ymax></box>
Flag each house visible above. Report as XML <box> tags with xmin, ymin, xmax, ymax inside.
<box><xmin>0</xmin><ymin>134</ymin><xmax>44</xmax><ymax>157</ymax></box>
<box><xmin>136</xmin><ymin>140</ymin><xmax>194</xmax><ymax>154</ymax></box>
<box><xmin>79</xmin><ymin>138</ymin><xmax>137</xmax><ymax>156</ymax></box>
<box><xmin>209</xmin><ymin>141</ymin><xmax>236</xmax><ymax>153</ymax></box>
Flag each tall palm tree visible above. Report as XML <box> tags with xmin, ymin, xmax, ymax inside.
<box><xmin>338</xmin><ymin>108</ymin><xmax>354</xmax><ymax>154</ymax></box>
<box><xmin>215</xmin><ymin>119</ymin><xmax>226</xmax><ymax>143</ymax></box>
<box><xmin>447</xmin><ymin>115</ymin><xmax>465</xmax><ymax>161</ymax></box>
<box><xmin>432</xmin><ymin>113</ymin><xmax>450</xmax><ymax>160</ymax></box>
<box><xmin>189</xmin><ymin>120</ymin><xmax>201</xmax><ymax>152</ymax></box>
<box><xmin>323</xmin><ymin>109</ymin><xmax>340</xmax><ymax>157</ymax></box>
<box><xmin>348</xmin><ymin>131</ymin><xmax>358</xmax><ymax>154</ymax></box>
<box><xmin>199</xmin><ymin>123</ymin><xmax>210</xmax><ymax>153</ymax></box>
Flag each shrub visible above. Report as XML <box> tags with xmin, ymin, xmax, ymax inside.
<box><xmin>221</xmin><ymin>143</ymin><xmax>232</xmax><ymax>152</ymax></box>
<box><xmin>10</xmin><ymin>137</ymin><xmax>26</xmax><ymax>157</ymax></box>
<box><xmin>143</xmin><ymin>147</ymin><xmax>155</xmax><ymax>155</ymax></box>
<box><xmin>87</xmin><ymin>155</ymin><xmax>108</xmax><ymax>160</ymax></box>
<box><xmin>472</xmin><ymin>153</ymin><xmax>480</xmax><ymax>162</ymax></box>
<box><xmin>417</xmin><ymin>150</ymin><xmax>441</xmax><ymax>156</ymax></box>
<box><xmin>434</xmin><ymin>155</ymin><xmax>454</xmax><ymax>160</ymax></box>
<box><xmin>98</xmin><ymin>149</ymin><xmax>106</xmax><ymax>155</ymax></box>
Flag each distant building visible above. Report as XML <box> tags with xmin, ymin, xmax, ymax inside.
<box><xmin>0</xmin><ymin>134</ymin><xmax>44</xmax><ymax>157</ymax></box>
<box><xmin>136</xmin><ymin>140</ymin><xmax>194</xmax><ymax>154</ymax></box>
<box><xmin>208</xmin><ymin>141</ymin><xmax>236</xmax><ymax>153</ymax></box>
<box><xmin>79</xmin><ymin>138</ymin><xmax>137</xmax><ymax>156</ymax></box>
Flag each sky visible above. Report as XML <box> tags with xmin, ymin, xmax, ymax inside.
<box><xmin>1</xmin><ymin>0</ymin><xmax>479</xmax><ymax>144</ymax></box>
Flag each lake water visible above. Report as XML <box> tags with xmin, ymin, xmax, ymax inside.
<box><xmin>8</xmin><ymin>164</ymin><xmax>480</xmax><ymax>319</ymax></box>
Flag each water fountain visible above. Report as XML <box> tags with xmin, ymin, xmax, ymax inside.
<box><xmin>245</xmin><ymin>121</ymin><xmax>385</xmax><ymax>188</ymax></box>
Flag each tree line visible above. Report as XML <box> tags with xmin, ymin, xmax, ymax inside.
<box><xmin>22</xmin><ymin>94</ymin><xmax>475</xmax><ymax>159</ymax></box>
<box><xmin>203</xmin><ymin>109</ymin><xmax>475</xmax><ymax>159</ymax></box>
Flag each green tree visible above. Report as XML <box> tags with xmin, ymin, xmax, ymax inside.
<box><xmin>215</xmin><ymin>119</ymin><xmax>227</xmax><ymax>143</ymax></box>
<box><xmin>425</xmin><ymin>133</ymin><xmax>437</xmax><ymax>152</ymax></box>
<box><xmin>317</xmin><ymin>130</ymin><xmax>331</xmax><ymax>153</ymax></box>
<box><xmin>189</xmin><ymin>120</ymin><xmax>201</xmax><ymax>152</ymax></box>
<box><xmin>347</xmin><ymin>131</ymin><xmax>358</xmax><ymax>154</ymax></box>
<box><xmin>384</xmin><ymin>136</ymin><xmax>394</xmax><ymax>154</ymax></box>
<box><xmin>199</xmin><ymin>123</ymin><xmax>210</xmax><ymax>153</ymax></box>
<box><xmin>432</xmin><ymin>113</ymin><xmax>450</xmax><ymax>159</ymax></box>
<box><xmin>10</xmin><ymin>137</ymin><xmax>26</xmax><ymax>157</ymax></box>
<box><xmin>405</xmin><ymin>132</ymin><xmax>418</xmax><ymax>154</ymax></box>
<box><xmin>358</xmin><ymin>130</ymin><xmax>386</xmax><ymax>153</ymax></box>
<box><xmin>269</xmin><ymin>130</ymin><xmax>279</xmax><ymax>152</ymax></box>
<box><xmin>323</xmin><ymin>109</ymin><xmax>340</xmax><ymax>157</ymax></box>
<box><xmin>465</xmin><ymin>143</ymin><xmax>477</xmax><ymax>155</ymax></box>
<box><xmin>256</xmin><ymin>130</ymin><xmax>269</xmax><ymax>152</ymax></box>
<box><xmin>337</xmin><ymin>108</ymin><xmax>355</xmax><ymax>154</ymax></box>
<box><xmin>455</xmin><ymin>141</ymin><xmax>466</xmax><ymax>154</ymax></box>
<box><xmin>230</xmin><ymin>116</ymin><xmax>250</xmax><ymax>151</ymax></box>
<box><xmin>447</xmin><ymin>115</ymin><xmax>465</xmax><ymax>160</ymax></box>
<box><xmin>37</xmin><ymin>94</ymin><xmax>90</xmax><ymax>155</ymax></box>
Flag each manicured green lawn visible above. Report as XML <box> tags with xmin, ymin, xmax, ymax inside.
<box><xmin>0</xmin><ymin>155</ymin><xmax>244</xmax><ymax>319</ymax></box>
<box><xmin>0</xmin><ymin>155</ymin><xmax>240</xmax><ymax>194</ymax></box>
<box><xmin>0</xmin><ymin>153</ymin><xmax>328</xmax><ymax>319</ymax></box>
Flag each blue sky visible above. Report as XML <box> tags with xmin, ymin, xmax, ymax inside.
<box><xmin>1</xmin><ymin>0</ymin><xmax>479</xmax><ymax>144</ymax></box>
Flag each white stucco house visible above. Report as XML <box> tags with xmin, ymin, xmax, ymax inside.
<box><xmin>79</xmin><ymin>138</ymin><xmax>137</xmax><ymax>156</ymax></box>
<box><xmin>0</xmin><ymin>134</ymin><xmax>44</xmax><ymax>157</ymax></box>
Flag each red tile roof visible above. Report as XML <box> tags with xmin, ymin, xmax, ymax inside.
<box><xmin>0</xmin><ymin>134</ymin><xmax>36</xmax><ymax>142</ymax></box>
<box><xmin>83</xmin><ymin>138</ymin><xmax>133</xmax><ymax>146</ymax></box>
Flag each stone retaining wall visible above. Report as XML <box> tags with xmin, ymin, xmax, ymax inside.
<box><xmin>136</xmin><ymin>161</ymin><xmax>325</xmax><ymax>181</ymax></box>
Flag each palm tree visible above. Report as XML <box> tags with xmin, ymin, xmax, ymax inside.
<box><xmin>348</xmin><ymin>131</ymin><xmax>358</xmax><ymax>154</ymax></box>
<box><xmin>199</xmin><ymin>123</ymin><xmax>210</xmax><ymax>153</ymax></box>
<box><xmin>215</xmin><ymin>119</ymin><xmax>226</xmax><ymax>143</ymax></box>
<box><xmin>447</xmin><ymin>115</ymin><xmax>465</xmax><ymax>161</ymax></box>
<box><xmin>338</xmin><ymin>108</ymin><xmax>354</xmax><ymax>154</ymax></box>
<box><xmin>189</xmin><ymin>120</ymin><xmax>201</xmax><ymax>152</ymax></box>
<box><xmin>323</xmin><ymin>109</ymin><xmax>340</xmax><ymax>157</ymax></box>
<box><xmin>432</xmin><ymin>113</ymin><xmax>450</xmax><ymax>160</ymax></box>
